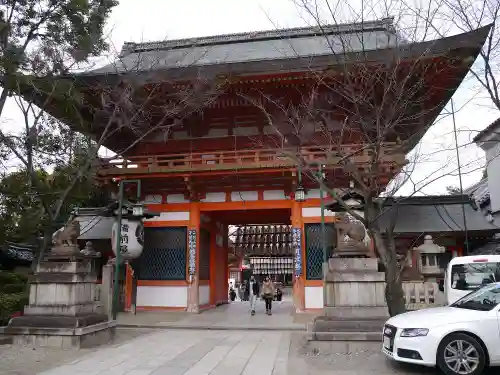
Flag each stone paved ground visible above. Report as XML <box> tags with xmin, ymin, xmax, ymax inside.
<box><xmin>117</xmin><ymin>297</ymin><xmax>306</xmax><ymax>330</ymax></box>
<box><xmin>0</xmin><ymin>329</ymin><xmax>149</xmax><ymax>375</ymax></box>
<box><xmin>2</xmin><ymin>328</ymin><xmax>484</xmax><ymax>375</ymax></box>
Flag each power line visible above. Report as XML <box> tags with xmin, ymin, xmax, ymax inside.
<box><xmin>451</xmin><ymin>98</ymin><xmax>469</xmax><ymax>253</ymax></box>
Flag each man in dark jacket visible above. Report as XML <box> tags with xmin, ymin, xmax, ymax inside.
<box><xmin>245</xmin><ymin>275</ymin><xmax>260</xmax><ymax>315</ymax></box>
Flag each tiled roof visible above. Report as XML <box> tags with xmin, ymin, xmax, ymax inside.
<box><xmin>77</xmin><ymin>216</ymin><xmax>114</xmax><ymax>240</ymax></box>
<box><xmin>473</xmin><ymin>118</ymin><xmax>500</xmax><ymax>143</ymax></box>
<box><xmin>119</xmin><ymin>18</ymin><xmax>397</xmax><ymax>55</ymax></box>
<box><xmin>470</xmin><ymin>237</ymin><xmax>500</xmax><ymax>255</ymax></box>
<box><xmin>466</xmin><ymin>178</ymin><xmax>490</xmax><ymax>206</ymax></box>
<box><xmin>377</xmin><ymin>197</ymin><xmax>497</xmax><ymax>233</ymax></box>
<box><xmin>91</xmin><ymin>18</ymin><xmax>400</xmax><ymax>74</ymax></box>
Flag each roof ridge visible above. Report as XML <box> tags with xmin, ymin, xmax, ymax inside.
<box><xmin>473</xmin><ymin>117</ymin><xmax>500</xmax><ymax>143</ymax></box>
<box><xmin>119</xmin><ymin>17</ymin><xmax>395</xmax><ymax>57</ymax></box>
<box><xmin>464</xmin><ymin>178</ymin><xmax>488</xmax><ymax>194</ymax></box>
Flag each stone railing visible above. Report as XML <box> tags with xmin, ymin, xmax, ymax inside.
<box><xmin>402</xmin><ymin>281</ymin><xmax>446</xmax><ymax>310</ymax></box>
<box><xmin>93</xmin><ymin>283</ymin><xmax>103</xmax><ymax>314</ymax></box>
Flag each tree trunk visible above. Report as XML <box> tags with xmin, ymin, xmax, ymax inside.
<box><xmin>385</xmin><ymin>257</ymin><xmax>406</xmax><ymax>316</ymax></box>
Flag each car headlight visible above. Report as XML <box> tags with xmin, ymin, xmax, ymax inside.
<box><xmin>400</xmin><ymin>328</ymin><xmax>429</xmax><ymax>337</ymax></box>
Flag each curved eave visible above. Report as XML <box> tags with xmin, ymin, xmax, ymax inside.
<box><xmin>11</xmin><ymin>25</ymin><xmax>492</xmax><ymax>152</ymax></box>
<box><xmin>75</xmin><ymin>24</ymin><xmax>491</xmax><ymax>81</ymax></box>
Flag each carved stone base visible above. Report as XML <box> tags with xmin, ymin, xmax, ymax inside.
<box><xmin>3</xmin><ymin>321</ymin><xmax>116</xmax><ymax>349</ymax></box>
<box><xmin>48</xmin><ymin>245</ymin><xmax>81</xmax><ymax>259</ymax></box>
<box><xmin>310</xmin><ymin>258</ymin><xmax>388</xmax><ymax>341</ymax></box>
<box><xmin>6</xmin><ymin>313</ymin><xmax>108</xmax><ymax>328</ymax></box>
<box><xmin>0</xmin><ymin>259</ymin><xmax>114</xmax><ymax>348</ymax></box>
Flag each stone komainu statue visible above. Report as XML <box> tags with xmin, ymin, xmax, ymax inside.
<box><xmin>53</xmin><ymin>219</ymin><xmax>81</xmax><ymax>248</ymax></box>
<box><xmin>335</xmin><ymin>214</ymin><xmax>372</xmax><ymax>257</ymax></box>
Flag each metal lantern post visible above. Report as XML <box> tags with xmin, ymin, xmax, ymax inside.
<box><xmin>295</xmin><ymin>162</ymin><xmax>306</xmax><ymax>202</ymax></box>
<box><xmin>319</xmin><ymin>164</ymin><xmax>327</xmax><ymax>263</ymax></box>
<box><xmin>112</xmin><ymin>179</ymin><xmax>142</xmax><ymax>320</ymax></box>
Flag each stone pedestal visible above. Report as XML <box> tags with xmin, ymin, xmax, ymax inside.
<box><xmin>0</xmin><ymin>256</ymin><xmax>115</xmax><ymax>348</ymax></box>
<box><xmin>310</xmin><ymin>258</ymin><xmax>388</xmax><ymax>341</ymax></box>
<box><xmin>324</xmin><ymin>258</ymin><xmax>388</xmax><ymax>318</ymax></box>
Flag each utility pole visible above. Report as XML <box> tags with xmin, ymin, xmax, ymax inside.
<box><xmin>451</xmin><ymin>99</ymin><xmax>469</xmax><ymax>254</ymax></box>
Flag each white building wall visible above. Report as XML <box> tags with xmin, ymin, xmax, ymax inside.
<box><xmin>302</xmin><ymin>207</ymin><xmax>335</xmax><ymax>217</ymax></box>
<box><xmin>305</xmin><ymin>286</ymin><xmax>323</xmax><ymax>309</ymax></box>
<box><xmin>202</xmin><ymin>192</ymin><xmax>226</xmax><ymax>202</ymax></box>
<box><xmin>231</xmin><ymin>191</ymin><xmax>258</xmax><ymax>202</ymax></box>
<box><xmin>144</xmin><ymin>211</ymin><xmax>190</xmax><ymax>222</ymax></box>
<box><xmin>199</xmin><ymin>285</ymin><xmax>210</xmax><ymax>305</ymax></box>
<box><xmin>136</xmin><ymin>286</ymin><xmax>187</xmax><ymax>307</ymax></box>
<box><xmin>263</xmin><ymin>190</ymin><xmax>287</xmax><ymax>200</ymax></box>
<box><xmin>166</xmin><ymin>194</ymin><xmax>189</xmax><ymax>203</ymax></box>
<box><xmin>486</xmin><ymin>142</ymin><xmax>500</xmax><ymax>212</ymax></box>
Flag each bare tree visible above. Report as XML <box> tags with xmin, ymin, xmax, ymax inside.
<box><xmin>3</xmin><ymin>43</ymin><xmax>223</xmax><ymax>264</ymax></box>
<box><xmin>238</xmin><ymin>0</ymin><xmax>489</xmax><ymax>316</ymax></box>
<box><xmin>440</xmin><ymin>0</ymin><xmax>500</xmax><ymax>110</ymax></box>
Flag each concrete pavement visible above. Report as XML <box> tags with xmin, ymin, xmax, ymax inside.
<box><xmin>34</xmin><ymin>329</ymin><xmax>445</xmax><ymax>375</ymax></box>
<box><xmin>38</xmin><ymin>330</ymin><xmax>291</xmax><ymax>375</ymax></box>
<box><xmin>117</xmin><ymin>298</ymin><xmax>307</xmax><ymax>331</ymax></box>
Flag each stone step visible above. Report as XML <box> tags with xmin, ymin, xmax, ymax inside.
<box><xmin>312</xmin><ymin>331</ymin><xmax>382</xmax><ymax>341</ymax></box>
<box><xmin>0</xmin><ymin>336</ymin><xmax>12</xmax><ymax>345</ymax></box>
<box><xmin>312</xmin><ymin>318</ymin><xmax>385</xmax><ymax>333</ymax></box>
<box><xmin>323</xmin><ymin>306</ymin><xmax>389</xmax><ymax>319</ymax></box>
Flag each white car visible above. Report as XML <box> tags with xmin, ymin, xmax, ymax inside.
<box><xmin>382</xmin><ymin>282</ymin><xmax>500</xmax><ymax>375</ymax></box>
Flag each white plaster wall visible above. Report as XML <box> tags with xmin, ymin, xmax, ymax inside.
<box><xmin>166</xmin><ymin>194</ymin><xmax>189</xmax><ymax>203</ymax></box>
<box><xmin>202</xmin><ymin>192</ymin><xmax>226</xmax><ymax>202</ymax></box>
<box><xmin>305</xmin><ymin>286</ymin><xmax>324</xmax><ymax>309</ymax></box>
<box><xmin>231</xmin><ymin>191</ymin><xmax>258</xmax><ymax>202</ymax></box>
<box><xmin>199</xmin><ymin>285</ymin><xmax>210</xmax><ymax>305</ymax></box>
<box><xmin>263</xmin><ymin>190</ymin><xmax>287</xmax><ymax>200</ymax></box>
<box><xmin>144</xmin><ymin>211</ymin><xmax>190</xmax><ymax>222</ymax></box>
<box><xmin>136</xmin><ymin>286</ymin><xmax>187</xmax><ymax>307</ymax></box>
<box><xmin>302</xmin><ymin>207</ymin><xmax>335</xmax><ymax>217</ymax></box>
<box><xmin>486</xmin><ymin>142</ymin><xmax>500</xmax><ymax>212</ymax></box>
<box><xmin>306</xmin><ymin>189</ymin><xmax>321</xmax><ymax>199</ymax></box>
<box><xmin>141</xmin><ymin>194</ymin><xmax>163</xmax><ymax>204</ymax></box>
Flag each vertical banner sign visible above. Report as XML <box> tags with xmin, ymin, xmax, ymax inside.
<box><xmin>120</xmin><ymin>222</ymin><xmax>129</xmax><ymax>255</ymax></box>
<box><xmin>188</xmin><ymin>229</ymin><xmax>197</xmax><ymax>275</ymax></box>
<box><xmin>292</xmin><ymin>228</ymin><xmax>302</xmax><ymax>276</ymax></box>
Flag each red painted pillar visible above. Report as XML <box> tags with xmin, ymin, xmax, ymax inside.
<box><xmin>209</xmin><ymin>220</ymin><xmax>217</xmax><ymax>307</ymax></box>
<box><xmin>223</xmin><ymin>223</ymin><xmax>229</xmax><ymax>304</ymax></box>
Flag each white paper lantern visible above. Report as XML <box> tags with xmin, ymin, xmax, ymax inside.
<box><xmin>111</xmin><ymin>219</ymin><xmax>144</xmax><ymax>259</ymax></box>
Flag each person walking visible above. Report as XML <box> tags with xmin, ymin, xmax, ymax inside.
<box><xmin>261</xmin><ymin>276</ymin><xmax>275</xmax><ymax>315</ymax></box>
<box><xmin>245</xmin><ymin>275</ymin><xmax>260</xmax><ymax>315</ymax></box>
<box><xmin>242</xmin><ymin>280</ymin><xmax>249</xmax><ymax>301</ymax></box>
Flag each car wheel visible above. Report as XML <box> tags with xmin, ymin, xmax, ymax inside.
<box><xmin>437</xmin><ymin>333</ymin><xmax>486</xmax><ymax>375</ymax></box>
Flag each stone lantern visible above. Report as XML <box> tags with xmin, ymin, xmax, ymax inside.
<box><xmin>414</xmin><ymin>234</ymin><xmax>446</xmax><ymax>277</ymax></box>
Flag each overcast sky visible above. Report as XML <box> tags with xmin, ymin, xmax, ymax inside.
<box><xmin>2</xmin><ymin>0</ymin><xmax>498</xmax><ymax>195</ymax></box>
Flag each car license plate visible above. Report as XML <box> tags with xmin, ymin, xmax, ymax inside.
<box><xmin>383</xmin><ymin>336</ymin><xmax>391</xmax><ymax>349</ymax></box>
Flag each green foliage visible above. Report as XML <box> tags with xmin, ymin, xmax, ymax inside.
<box><xmin>0</xmin><ymin>271</ymin><xmax>28</xmax><ymax>293</ymax></box>
<box><xmin>0</xmin><ymin>1</ymin><xmax>117</xmax><ymax>263</ymax></box>
<box><xmin>446</xmin><ymin>186</ymin><xmax>461</xmax><ymax>195</ymax></box>
<box><xmin>0</xmin><ymin>164</ymin><xmax>110</xmax><ymax>245</ymax></box>
<box><xmin>0</xmin><ymin>271</ymin><xmax>28</xmax><ymax>324</ymax></box>
<box><xmin>1</xmin><ymin>0</ymin><xmax>119</xmax><ymax>77</ymax></box>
